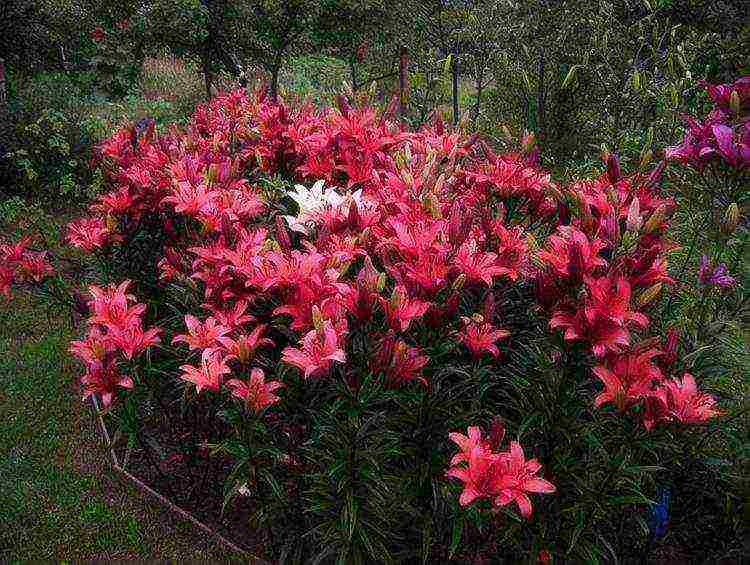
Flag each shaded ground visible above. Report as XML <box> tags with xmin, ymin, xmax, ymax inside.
<box><xmin>0</xmin><ymin>294</ymin><xmax>243</xmax><ymax>560</ymax></box>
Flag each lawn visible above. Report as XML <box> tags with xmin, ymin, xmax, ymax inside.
<box><xmin>0</xmin><ymin>292</ymin><xmax>241</xmax><ymax>560</ymax></box>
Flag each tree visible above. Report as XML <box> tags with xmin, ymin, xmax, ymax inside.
<box><xmin>230</xmin><ymin>0</ymin><xmax>322</xmax><ymax>101</ymax></box>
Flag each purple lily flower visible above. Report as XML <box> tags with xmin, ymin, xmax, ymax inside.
<box><xmin>698</xmin><ymin>255</ymin><xmax>736</xmax><ymax>289</ymax></box>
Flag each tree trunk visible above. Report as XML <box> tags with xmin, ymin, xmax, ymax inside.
<box><xmin>452</xmin><ymin>50</ymin><xmax>460</xmax><ymax>126</ymax></box>
<box><xmin>202</xmin><ymin>51</ymin><xmax>212</xmax><ymax>100</ymax></box>
<box><xmin>473</xmin><ymin>64</ymin><xmax>484</xmax><ymax>124</ymax></box>
<box><xmin>349</xmin><ymin>57</ymin><xmax>358</xmax><ymax>91</ymax></box>
<box><xmin>398</xmin><ymin>46</ymin><xmax>408</xmax><ymax>116</ymax></box>
<box><xmin>0</xmin><ymin>59</ymin><xmax>6</xmax><ymax>106</ymax></box>
<box><xmin>536</xmin><ymin>50</ymin><xmax>546</xmax><ymax>142</ymax></box>
<box><xmin>269</xmin><ymin>66</ymin><xmax>279</xmax><ymax>102</ymax></box>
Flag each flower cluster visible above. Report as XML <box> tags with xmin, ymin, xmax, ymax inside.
<box><xmin>592</xmin><ymin>345</ymin><xmax>722</xmax><ymax>429</ymax></box>
<box><xmin>0</xmin><ymin>236</ymin><xmax>54</xmax><ymax>299</ymax></box>
<box><xmin>64</xmin><ymin>84</ymin><xmax>727</xmax><ymax>519</ymax></box>
<box><xmin>666</xmin><ymin>76</ymin><xmax>750</xmax><ymax>170</ymax></box>
<box><xmin>446</xmin><ymin>425</ymin><xmax>556</xmax><ymax>519</ymax></box>
<box><xmin>533</xmin><ymin>150</ymin><xmax>722</xmax><ymax>429</ymax></box>
<box><xmin>69</xmin><ymin>281</ymin><xmax>162</xmax><ymax>407</ymax></box>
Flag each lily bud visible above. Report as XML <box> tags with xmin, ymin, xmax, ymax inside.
<box><xmin>336</xmin><ymin>94</ymin><xmax>351</xmax><ymax>118</ymax></box>
<box><xmin>500</xmin><ymin>125</ymin><xmax>513</xmax><ymax>142</ymax></box>
<box><xmin>721</xmin><ymin>203</ymin><xmax>740</xmax><ymax>235</ymax></box>
<box><xmin>460</xmin><ymin>111</ymin><xmax>471</xmax><ymax>129</ymax></box>
<box><xmin>643</xmin><ymin>204</ymin><xmax>667</xmax><ymax>234</ymax></box>
<box><xmin>639</xmin><ymin>148</ymin><xmax>653</xmax><ymax>170</ymax></box>
<box><xmin>394</xmin><ymin>152</ymin><xmax>406</xmax><ymax>170</ymax></box>
<box><xmin>422</xmin><ymin>193</ymin><xmax>441</xmax><ymax>218</ymax></box>
<box><xmin>206</xmin><ymin>163</ymin><xmax>219</xmax><ymax>185</ymax></box>
<box><xmin>646</xmin><ymin>160</ymin><xmax>666</xmax><ymax>188</ymax></box>
<box><xmin>626</xmin><ymin>197</ymin><xmax>642</xmax><ymax>233</ymax></box>
<box><xmin>71</xmin><ymin>288</ymin><xmax>91</xmax><ymax>319</ymax></box>
<box><xmin>376</xmin><ymin>272</ymin><xmax>386</xmax><ymax>292</ymax></box>
<box><xmin>447</xmin><ymin>143</ymin><xmax>458</xmax><ymax>164</ymax></box>
<box><xmin>433</xmin><ymin>172</ymin><xmax>446</xmax><ymax>194</ymax></box>
<box><xmin>637</xmin><ymin>282</ymin><xmax>662</xmax><ymax>307</ymax></box>
<box><xmin>663</xmin><ymin>327</ymin><xmax>680</xmax><ymax>368</ymax></box>
<box><xmin>421</xmin><ymin>153</ymin><xmax>436</xmax><ymax>183</ymax></box>
<box><xmin>105</xmin><ymin>214</ymin><xmax>118</xmax><ymax>232</ymax></box>
<box><xmin>275</xmin><ymin>215</ymin><xmax>291</xmax><ymax>250</ymax></box>
<box><xmin>311</xmin><ymin>306</ymin><xmax>324</xmax><ymax>330</ymax></box>
<box><xmin>521</xmin><ymin>130</ymin><xmax>536</xmax><ymax>153</ymax></box>
<box><xmin>730</xmin><ymin>90</ymin><xmax>740</xmax><ymax>116</ymax></box>
<box><xmin>347</xmin><ymin>200</ymin><xmax>361</xmax><ymax>229</ymax></box>
<box><xmin>578</xmin><ymin>194</ymin><xmax>595</xmax><ymax>235</ymax></box>
<box><xmin>600</xmin><ymin>209</ymin><xmax>620</xmax><ymax>244</ymax></box>
<box><xmin>605</xmin><ymin>152</ymin><xmax>621</xmax><ymax>184</ymax></box>
<box><xmin>452</xmin><ymin>273</ymin><xmax>466</xmax><ymax>291</ymax></box>
<box><xmin>530</xmin><ymin>252</ymin><xmax>547</xmax><ymax>271</ymax></box>
<box><xmin>389</xmin><ymin>286</ymin><xmax>404</xmax><ymax>311</ymax></box>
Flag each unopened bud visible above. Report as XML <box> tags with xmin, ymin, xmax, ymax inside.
<box><xmin>501</xmin><ymin>125</ymin><xmax>513</xmax><ymax>141</ymax></box>
<box><xmin>646</xmin><ymin>161</ymin><xmax>666</xmax><ymax>188</ymax></box>
<box><xmin>530</xmin><ymin>252</ymin><xmax>547</xmax><ymax>271</ymax></box>
<box><xmin>347</xmin><ymin>200</ymin><xmax>361</xmax><ymax>229</ymax></box>
<box><xmin>458</xmin><ymin>111</ymin><xmax>469</xmax><ymax>130</ymax></box>
<box><xmin>730</xmin><ymin>90</ymin><xmax>740</xmax><ymax>116</ymax></box>
<box><xmin>275</xmin><ymin>215</ymin><xmax>291</xmax><ymax>250</ymax></box>
<box><xmin>433</xmin><ymin>173</ymin><xmax>446</xmax><ymax>194</ymax></box>
<box><xmin>637</xmin><ymin>283</ymin><xmax>663</xmax><ymax>307</ymax></box>
<box><xmin>376</xmin><ymin>272</ymin><xmax>386</xmax><ymax>292</ymax></box>
<box><xmin>105</xmin><ymin>214</ymin><xmax>118</xmax><ymax>232</ymax></box>
<box><xmin>422</xmin><ymin>193</ymin><xmax>441</xmax><ymax>218</ymax></box>
<box><xmin>722</xmin><ymin>203</ymin><xmax>740</xmax><ymax>234</ymax></box>
<box><xmin>620</xmin><ymin>230</ymin><xmax>638</xmax><ymax>253</ymax></box>
<box><xmin>311</xmin><ymin>306</ymin><xmax>324</xmax><ymax>330</ymax></box>
<box><xmin>605</xmin><ymin>152</ymin><xmax>621</xmax><ymax>184</ymax></box>
<box><xmin>452</xmin><ymin>273</ymin><xmax>466</xmax><ymax>291</ymax></box>
<box><xmin>447</xmin><ymin>144</ymin><xmax>458</xmax><ymax>164</ymax></box>
<box><xmin>206</xmin><ymin>163</ymin><xmax>218</xmax><ymax>185</ymax></box>
<box><xmin>521</xmin><ymin>130</ymin><xmax>536</xmax><ymax>153</ymax></box>
<box><xmin>578</xmin><ymin>194</ymin><xmax>595</xmax><ymax>234</ymax></box>
<box><xmin>643</xmin><ymin>204</ymin><xmax>667</xmax><ymax>234</ymax></box>
<box><xmin>421</xmin><ymin>154</ymin><xmax>436</xmax><ymax>183</ymax></box>
<box><xmin>639</xmin><ymin>148</ymin><xmax>653</xmax><ymax>170</ymax></box>
<box><xmin>336</xmin><ymin>94</ymin><xmax>351</xmax><ymax>118</ymax></box>
<box><xmin>626</xmin><ymin>197</ymin><xmax>642</xmax><ymax>233</ymax></box>
<box><xmin>389</xmin><ymin>286</ymin><xmax>404</xmax><ymax>310</ymax></box>
<box><xmin>394</xmin><ymin>152</ymin><xmax>406</xmax><ymax>170</ymax></box>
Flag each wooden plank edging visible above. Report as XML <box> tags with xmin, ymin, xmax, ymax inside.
<box><xmin>89</xmin><ymin>397</ymin><xmax>259</xmax><ymax>561</ymax></box>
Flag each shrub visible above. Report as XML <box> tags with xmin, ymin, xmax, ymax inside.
<box><xmin>1</xmin><ymin>57</ymin><xmax>217</xmax><ymax>202</ymax></box>
<box><xmin>21</xmin><ymin>78</ymin><xmax>746</xmax><ymax>561</ymax></box>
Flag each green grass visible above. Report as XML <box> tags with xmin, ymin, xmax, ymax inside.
<box><xmin>0</xmin><ymin>294</ymin><xmax>241</xmax><ymax>560</ymax></box>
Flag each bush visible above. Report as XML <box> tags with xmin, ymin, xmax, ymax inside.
<box><xmin>1</xmin><ymin>57</ymin><xmax>217</xmax><ymax>202</ymax></box>
<box><xmin>9</xmin><ymin>77</ymin><xmax>746</xmax><ymax>562</ymax></box>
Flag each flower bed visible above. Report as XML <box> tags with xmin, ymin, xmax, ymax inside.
<box><xmin>5</xmin><ymin>77</ymin><xmax>747</xmax><ymax>561</ymax></box>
